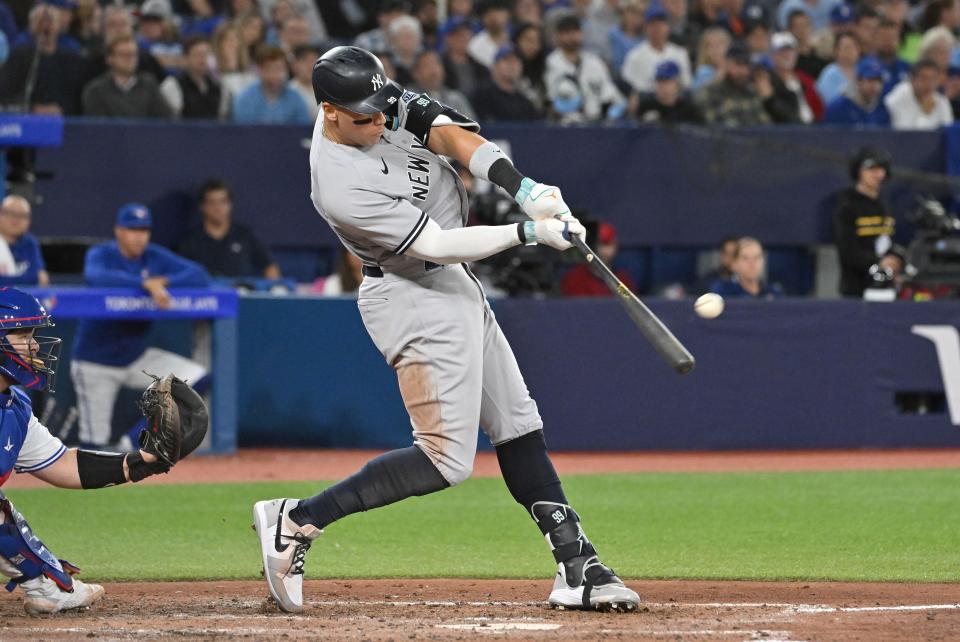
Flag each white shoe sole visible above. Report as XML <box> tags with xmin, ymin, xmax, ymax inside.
<box><xmin>252</xmin><ymin>501</ymin><xmax>299</xmax><ymax>613</ymax></box>
<box><xmin>548</xmin><ymin>586</ymin><xmax>639</xmax><ymax>613</ymax></box>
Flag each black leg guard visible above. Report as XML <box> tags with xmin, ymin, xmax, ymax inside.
<box><xmin>289</xmin><ymin>446</ymin><xmax>449</xmax><ymax>529</ymax></box>
<box><xmin>496</xmin><ymin>431</ymin><xmax>635</xmax><ymax>610</ymax></box>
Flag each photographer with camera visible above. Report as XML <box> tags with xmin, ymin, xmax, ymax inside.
<box><xmin>832</xmin><ymin>147</ymin><xmax>906</xmax><ymax>297</ymax></box>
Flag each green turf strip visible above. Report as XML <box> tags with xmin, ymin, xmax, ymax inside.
<box><xmin>6</xmin><ymin>469</ymin><xmax>960</xmax><ymax>582</ymax></box>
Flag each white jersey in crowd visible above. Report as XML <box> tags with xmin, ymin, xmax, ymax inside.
<box><xmin>544</xmin><ymin>49</ymin><xmax>625</xmax><ymax>123</ymax></box>
<box><xmin>309</xmin><ymin>104</ymin><xmax>469</xmax><ymax>277</ymax></box>
<box><xmin>620</xmin><ymin>41</ymin><xmax>692</xmax><ymax>93</ymax></box>
<box><xmin>884</xmin><ymin>81</ymin><xmax>954</xmax><ymax>131</ymax></box>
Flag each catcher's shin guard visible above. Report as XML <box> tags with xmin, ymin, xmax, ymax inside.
<box><xmin>532</xmin><ymin>502</ymin><xmax>639</xmax><ymax>612</ymax></box>
<box><xmin>0</xmin><ymin>492</ymin><xmax>79</xmax><ymax>592</ymax></box>
<box><xmin>253</xmin><ymin>498</ymin><xmax>322</xmax><ymax>613</ymax></box>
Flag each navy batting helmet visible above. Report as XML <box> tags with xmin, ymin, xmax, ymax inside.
<box><xmin>0</xmin><ymin>287</ymin><xmax>60</xmax><ymax>391</ymax></box>
<box><xmin>312</xmin><ymin>46</ymin><xmax>403</xmax><ymax>114</ymax></box>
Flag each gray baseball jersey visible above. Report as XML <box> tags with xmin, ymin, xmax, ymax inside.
<box><xmin>309</xmin><ymin>109</ymin><xmax>542</xmax><ymax>485</ymax></box>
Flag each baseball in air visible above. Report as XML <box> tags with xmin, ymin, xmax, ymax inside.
<box><xmin>694</xmin><ymin>293</ymin><xmax>724</xmax><ymax>319</ymax></box>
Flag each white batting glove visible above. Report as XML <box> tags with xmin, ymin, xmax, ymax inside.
<box><xmin>515</xmin><ymin>178</ymin><xmax>571</xmax><ymax>221</ymax></box>
<box><xmin>527</xmin><ymin>218</ymin><xmax>586</xmax><ymax>251</ymax></box>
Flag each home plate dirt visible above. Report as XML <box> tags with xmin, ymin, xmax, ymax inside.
<box><xmin>2</xmin><ymin>579</ymin><xmax>959</xmax><ymax>641</ymax></box>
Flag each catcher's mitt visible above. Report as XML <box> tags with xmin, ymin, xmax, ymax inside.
<box><xmin>137</xmin><ymin>372</ymin><xmax>209</xmax><ymax>466</ymax></box>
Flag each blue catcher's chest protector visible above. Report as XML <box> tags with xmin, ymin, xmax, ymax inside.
<box><xmin>0</xmin><ymin>389</ymin><xmax>32</xmax><ymax>486</ymax></box>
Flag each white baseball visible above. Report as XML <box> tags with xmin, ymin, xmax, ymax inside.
<box><xmin>694</xmin><ymin>293</ymin><xmax>724</xmax><ymax>319</ymax></box>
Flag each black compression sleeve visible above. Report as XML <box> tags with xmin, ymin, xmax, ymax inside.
<box><xmin>76</xmin><ymin>449</ymin><xmax>128</xmax><ymax>489</ymax></box>
<box><xmin>488</xmin><ymin>158</ymin><xmax>525</xmax><ymax>197</ymax></box>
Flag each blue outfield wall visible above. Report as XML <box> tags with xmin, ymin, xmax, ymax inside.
<box><xmin>237</xmin><ymin>296</ymin><xmax>960</xmax><ymax>451</ymax></box>
<box><xmin>28</xmin><ymin>120</ymin><xmax>947</xmax><ymax>249</ymax></box>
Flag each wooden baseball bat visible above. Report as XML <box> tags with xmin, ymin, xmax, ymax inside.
<box><xmin>570</xmin><ymin>234</ymin><xmax>695</xmax><ymax>375</ymax></box>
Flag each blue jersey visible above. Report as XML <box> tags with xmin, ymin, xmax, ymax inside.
<box><xmin>73</xmin><ymin>242</ymin><xmax>211</xmax><ymax>366</ymax></box>
<box><xmin>0</xmin><ymin>387</ymin><xmax>64</xmax><ymax>487</ymax></box>
<box><xmin>0</xmin><ymin>233</ymin><xmax>46</xmax><ymax>286</ymax></box>
<box><xmin>823</xmin><ymin>95</ymin><xmax>891</xmax><ymax>127</ymax></box>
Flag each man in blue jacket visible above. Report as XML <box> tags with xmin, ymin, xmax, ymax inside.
<box><xmin>70</xmin><ymin>203</ymin><xmax>211</xmax><ymax>449</ymax></box>
<box><xmin>823</xmin><ymin>57</ymin><xmax>890</xmax><ymax>126</ymax></box>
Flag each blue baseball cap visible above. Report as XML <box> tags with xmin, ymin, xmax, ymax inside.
<box><xmin>493</xmin><ymin>45</ymin><xmax>518</xmax><ymax>63</ymax></box>
<box><xmin>439</xmin><ymin>16</ymin><xmax>474</xmax><ymax>38</ymax></box>
<box><xmin>830</xmin><ymin>3</ymin><xmax>854</xmax><ymax>24</ymax></box>
<box><xmin>645</xmin><ymin>1</ymin><xmax>669</xmax><ymax>22</ymax></box>
<box><xmin>115</xmin><ymin>203</ymin><xmax>152</xmax><ymax>229</ymax></box>
<box><xmin>655</xmin><ymin>60</ymin><xmax>680</xmax><ymax>81</ymax></box>
<box><xmin>856</xmin><ymin>56</ymin><xmax>884</xmax><ymax>80</ymax></box>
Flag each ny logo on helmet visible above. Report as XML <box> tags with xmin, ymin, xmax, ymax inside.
<box><xmin>371</xmin><ymin>74</ymin><xmax>383</xmax><ymax>90</ymax></box>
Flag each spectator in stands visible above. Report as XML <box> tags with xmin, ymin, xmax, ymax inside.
<box><xmin>232</xmin><ymin>44</ymin><xmax>310</xmax><ymax>124</ymax></box>
<box><xmin>832</xmin><ymin>147</ymin><xmax>902</xmax><ymax>297</ymax></box>
<box><xmin>136</xmin><ymin>0</ymin><xmax>184</xmax><ymax>74</ymax></box>
<box><xmin>744</xmin><ymin>18</ymin><xmax>771</xmax><ymax>56</ymax></box>
<box><xmin>0</xmin><ymin>1</ymin><xmax>16</xmax><ymax>46</ymax></box>
<box><xmin>263</xmin><ymin>0</ymin><xmax>327</xmax><ymax>44</ymax></box>
<box><xmin>787</xmin><ymin>9</ymin><xmax>827</xmax><ymax>79</ymax></box>
<box><xmin>238</xmin><ymin>10</ymin><xmax>267</xmax><ymax>60</ymax></box>
<box><xmin>82</xmin><ymin>34</ymin><xmax>173</xmax><ymax>118</ymax></box>
<box><xmin>469</xmin><ymin>0</ymin><xmax>512</xmax><ymax>69</ymax></box>
<box><xmin>561</xmin><ymin>222</ymin><xmax>636</xmax><ymax>297</ymax></box>
<box><xmin>875</xmin><ymin>19</ymin><xmax>910</xmax><ymax>93</ymax></box>
<box><xmin>416</xmin><ymin>0</ymin><xmax>440</xmax><ymax>50</ymax></box>
<box><xmin>11</xmin><ymin>0</ymin><xmax>82</xmax><ymax>54</ymax></box>
<box><xmin>823</xmin><ymin>56</ymin><xmax>890</xmax><ymax>126</ymax></box>
<box><xmin>178</xmin><ymin>0</ymin><xmax>224</xmax><ymax>38</ymax></box>
<box><xmin>710</xmin><ymin>237</ymin><xmax>783</xmax><ymax>298</ymax></box>
<box><xmin>71</xmin><ymin>203</ymin><xmax>211</xmax><ymax>450</ymax></box>
<box><xmin>0</xmin><ymin>3</ymin><xmax>86</xmax><ymax>115</ymax></box>
<box><xmin>179</xmin><ymin>178</ymin><xmax>281</xmax><ymax>280</ymax></box>
<box><xmin>312</xmin><ymin>250</ymin><xmax>363</xmax><ymax>297</ymax></box>
<box><xmin>160</xmin><ymin>35</ymin><xmax>227</xmax><ymax>119</ymax></box>
<box><xmin>608</xmin><ymin>0</ymin><xmax>645</xmax><ymax>73</ymax></box>
<box><xmin>289</xmin><ymin>43</ymin><xmax>320</xmax><ymax>121</ymax></box>
<box><xmin>440</xmin><ymin>16</ymin><xmax>489</xmax><ymax>96</ymax></box>
<box><xmin>213</xmin><ymin>21</ymin><xmax>256</xmax><ymax>101</ymax></box>
<box><xmin>411</xmin><ymin>50</ymin><xmax>475</xmax><ymax>120</ymax></box>
<box><xmin>0</xmin><ymin>196</ymin><xmax>49</xmax><ymax>287</ymax></box>
<box><xmin>854</xmin><ymin>7</ymin><xmax>880</xmax><ymax>56</ymax></box>
<box><xmin>816</xmin><ymin>32</ymin><xmax>859</xmax><ymax>106</ymax></box>
<box><xmin>633</xmin><ymin>60</ymin><xmax>705</xmax><ymax>124</ymax></box>
<box><xmin>662</xmin><ymin>0</ymin><xmax>695</xmax><ymax>51</ymax></box>
<box><xmin>387</xmin><ymin>14</ymin><xmax>423</xmax><ymax>82</ymax></box>
<box><xmin>689</xmin><ymin>0</ymin><xmax>734</xmax><ymax>46</ymax></box>
<box><xmin>884</xmin><ymin>58</ymin><xmax>954</xmax><ymax>130</ymax></box>
<box><xmin>810</xmin><ymin>3</ymin><xmax>855</xmax><ymax>62</ymax></box>
<box><xmin>512</xmin><ymin>22</ymin><xmax>547</xmax><ymax>110</ymax></box>
<box><xmin>917</xmin><ymin>26</ymin><xmax>955</xmax><ymax>74</ymax></box>
<box><xmin>472</xmin><ymin>45</ymin><xmax>540</xmax><ymax>121</ymax></box>
<box><xmin>768</xmin><ymin>31</ymin><xmax>823</xmax><ymax>122</ymax></box>
<box><xmin>276</xmin><ymin>15</ymin><xmax>311</xmax><ymax>63</ymax></box>
<box><xmin>354</xmin><ymin>0</ymin><xmax>408</xmax><ymax>54</ymax></box>
<box><xmin>545</xmin><ymin>14</ymin><xmax>626</xmax><ymax>124</ymax></box>
<box><xmin>692</xmin><ymin>26</ymin><xmax>730</xmax><ymax>91</ymax></box>
<box><xmin>621</xmin><ymin>2</ymin><xmax>692</xmax><ymax>93</ymax></box>
<box><xmin>696</xmin><ymin>236</ymin><xmax>738</xmax><ymax>293</ymax></box>
<box><xmin>82</xmin><ymin>5</ymin><xmax>167</xmax><ymax>86</ymax></box>
<box><xmin>70</xmin><ymin>0</ymin><xmax>103</xmax><ymax>54</ymax></box>
<box><xmin>697</xmin><ymin>43</ymin><xmax>772</xmax><ymax>126</ymax></box>
<box><xmin>776</xmin><ymin>0</ymin><xmax>831</xmax><ymax>31</ymax></box>
<box><xmin>514</xmin><ymin>0</ymin><xmax>542</xmax><ymax>27</ymax></box>
<box><xmin>947</xmin><ymin>54</ymin><xmax>960</xmax><ymax>119</ymax></box>
<box><xmin>917</xmin><ymin>0</ymin><xmax>959</xmax><ymax>40</ymax></box>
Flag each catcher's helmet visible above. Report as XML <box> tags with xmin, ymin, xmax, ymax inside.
<box><xmin>849</xmin><ymin>146</ymin><xmax>892</xmax><ymax>182</ymax></box>
<box><xmin>0</xmin><ymin>287</ymin><xmax>60</xmax><ymax>391</ymax></box>
<box><xmin>312</xmin><ymin>46</ymin><xmax>402</xmax><ymax>114</ymax></box>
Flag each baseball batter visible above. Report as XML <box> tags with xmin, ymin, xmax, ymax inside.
<box><xmin>254</xmin><ymin>47</ymin><xmax>639</xmax><ymax>614</ymax></box>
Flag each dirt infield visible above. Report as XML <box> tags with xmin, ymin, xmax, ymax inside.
<box><xmin>5</xmin><ymin>449</ymin><xmax>959</xmax><ymax>640</ymax></box>
<box><xmin>2</xmin><ymin>579</ymin><xmax>959</xmax><ymax>641</ymax></box>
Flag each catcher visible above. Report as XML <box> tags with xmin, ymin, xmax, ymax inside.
<box><xmin>0</xmin><ymin>287</ymin><xmax>207</xmax><ymax>615</ymax></box>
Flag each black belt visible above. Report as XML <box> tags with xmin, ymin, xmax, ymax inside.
<box><xmin>362</xmin><ymin>262</ymin><xmax>442</xmax><ymax>278</ymax></box>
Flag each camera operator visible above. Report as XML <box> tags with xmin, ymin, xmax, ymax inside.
<box><xmin>832</xmin><ymin>146</ymin><xmax>906</xmax><ymax>297</ymax></box>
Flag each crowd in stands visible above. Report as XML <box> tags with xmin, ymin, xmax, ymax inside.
<box><xmin>0</xmin><ymin>0</ymin><xmax>958</xmax><ymax>128</ymax></box>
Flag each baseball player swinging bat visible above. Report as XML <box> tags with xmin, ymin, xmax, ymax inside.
<box><xmin>569</xmin><ymin>234</ymin><xmax>695</xmax><ymax>375</ymax></box>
